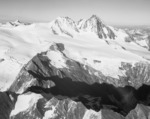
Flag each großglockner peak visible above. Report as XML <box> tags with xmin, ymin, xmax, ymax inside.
<box><xmin>77</xmin><ymin>15</ymin><xmax>116</xmax><ymax>39</ymax></box>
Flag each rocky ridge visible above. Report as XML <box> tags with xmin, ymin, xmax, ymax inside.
<box><xmin>6</xmin><ymin>43</ymin><xmax>150</xmax><ymax>119</ymax></box>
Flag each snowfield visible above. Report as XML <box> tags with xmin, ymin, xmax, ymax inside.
<box><xmin>0</xmin><ymin>15</ymin><xmax>150</xmax><ymax>91</ymax></box>
<box><xmin>10</xmin><ymin>92</ymin><xmax>43</xmax><ymax>116</ymax></box>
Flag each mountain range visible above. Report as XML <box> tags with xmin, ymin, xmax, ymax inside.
<box><xmin>0</xmin><ymin>15</ymin><xmax>150</xmax><ymax>119</ymax></box>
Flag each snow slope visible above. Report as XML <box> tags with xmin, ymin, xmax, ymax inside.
<box><xmin>10</xmin><ymin>92</ymin><xmax>43</xmax><ymax>116</ymax></box>
<box><xmin>0</xmin><ymin>15</ymin><xmax>150</xmax><ymax>91</ymax></box>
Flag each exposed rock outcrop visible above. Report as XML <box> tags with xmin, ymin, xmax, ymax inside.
<box><xmin>0</xmin><ymin>92</ymin><xmax>17</xmax><ymax>119</ymax></box>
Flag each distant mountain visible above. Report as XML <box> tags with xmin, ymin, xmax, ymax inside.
<box><xmin>48</xmin><ymin>15</ymin><xmax>116</xmax><ymax>39</ymax></box>
<box><xmin>77</xmin><ymin>15</ymin><xmax>116</xmax><ymax>39</ymax></box>
<box><xmin>125</xmin><ymin>27</ymin><xmax>150</xmax><ymax>50</ymax></box>
<box><xmin>0</xmin><ymin>20</ymin><xmax>30</xmax><ymax>27</ymax></box>
<box><xmin>49</xmin><ymin>17</ymin><xmax>79</xmax><ymax>37</ymax></box>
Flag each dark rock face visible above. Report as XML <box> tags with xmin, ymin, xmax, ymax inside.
<box><xmin>0</xmin><ymin>58</ymin><xmax>4</xmax><ymax>63</ymax></box>
<box><xmin>26</xmin><ymin>80</ymin><xmax>137</xmax><ymax>116</ymax></box>
<box><xmin>124</xmin><ymin>36</ymin><xmax>134</xmax><ymax>43</ymax></box>
<box><xmin>0</xmin><ymin>92</ymin><xmax>17</xmax><ymax>119</ymax></box>
<box><xmin>50</xmin><ymin>43</ymin><xmax>65</xmax><ymax>52</ymax></box>
<box><xmin>120</xmin><ymin>62</ymin><xmax>150</xmax><ymax>88</ymax></box>
<box><xmin>147</xmin><ymin>35</ymin><xmax>150</xmax><ymax>51</ymax></box>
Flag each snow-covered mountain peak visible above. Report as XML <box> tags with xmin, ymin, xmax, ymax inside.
<box><xmin>13</xmin><ymin>20</ymin><xmax>21</xmax><ymax>23</ymax></box>
<box><xmin>0</xmin><ymin>20</ymin><xmax>31</xmax><ymax>27</ymax></box>
<box><xmin>78</xmin><ymin>15</ymin><xmax>116</xmax><ymax>39</ymax></box>
<box><xmin>77</xmin><ymin>15</ymin><xmax>103</xmax><ymax>29</ymax></box>
<box><xmin>49</xmin><ymin>16</ymin><xmax>79</xmax><ymax>37</ymax></box>
<box><xmin>10</xmin><ymin>20</ymin><xmax>31</xmax><ymax>26</ymax></box>
<box><xmin>8</xmin><ymin>20</ymin><xmax>22</xmax><ymax>26</ymax></box>
<box><xmin>89</xmin><ymin>14</ymin><xmax>103</xmax><ymax>23</ymax></box>
<box><xmin>48</xmin><ymin>15</ymin><xmax>116</xmax><ymax>39</ymax></box>
<box><xmin>56</xmin><ymin>16</ymin><xmax>74</xmax><ymax>22</ymax></box>
<box><xmin>55</xmin><ymin>16</ymin><xmax>78</xmax><ymax>30</ymax></box>
<box><xmin>8</xmin><ymin>20</ymin><xmax>18</xmax><ymax>24</ymax></box>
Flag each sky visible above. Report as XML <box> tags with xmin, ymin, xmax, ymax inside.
<box><xmin>0</xmin><ymin>0</ymin><xmax>150</xmax><ymax>26</ymax></box>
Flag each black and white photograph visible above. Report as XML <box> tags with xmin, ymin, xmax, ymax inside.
<box><xmin>0</xmin><ymin>0</ymin><xmax>150</xmax><ymax>119</ymax></box>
